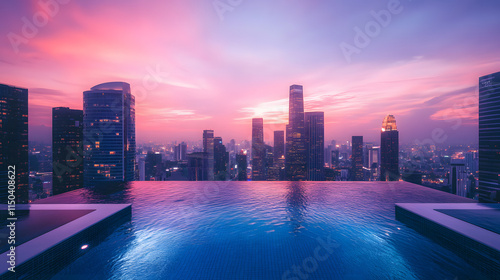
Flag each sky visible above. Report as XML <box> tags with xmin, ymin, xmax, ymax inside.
<box><xmin>1</xmin><ymin>0</ymin><xmax>500</xmax><ymax>145</ymax></box>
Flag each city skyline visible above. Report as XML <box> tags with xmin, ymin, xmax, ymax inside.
<box><xmin>2</xmin><ymin>1</ymin><xmax>500</xmax><ymax>145</ymax></box>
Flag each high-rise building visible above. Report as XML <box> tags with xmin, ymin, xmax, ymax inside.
<box><xmin>0</xmin><ymin>84</ymin><xmax>28</xmax><ymax>204</ymax></box>
<box><xmin>450</xmin><ymin>160</ymin><xmax>468</xmax><ymax>197</ymax></box>
<box><xmin>305</xmin><ymin>112</ymin><xmax>325</xmax><ymax>181</ymax></box>
<box><xmin>251</xmin><ymin>118</ymin><xmax>266</xmax><ymax>181</ymax></box>
<box><xmin>83</xmin><ymin>82</ymin><xmax>136</xmax><ymax>186</ymax></box>
<box><xmin>175</xmin><ymin>142</ymin><xmax>187</xmax><ymax>161</ymax></box>
<box><xmin>368</xmin><ymin>146</ymin><xmax>380</xmax><ymax>180</ymax></box>
<box><xmin>274</xmin><ymin>131</ymin><xmax>285</xmax><ymax>162</ymax></box>
<box><xmin>236</xmin><ymin>151</ymin><xmax>248</xmax><ymax>181</ymax></box>
<box><xmin>214</xmin><ymin>137</ymin><xmax>228</xmax><ymax>180</ymax></box>
<box><xmin>478</xmin><ymin>71</ymin><xmax>500</xmax><ymax>202</ymax></box>
<box><xmin>52</xmin><ymin>107</ymin><xmax>83</xmax><ymax>195</ymax></box>
<box><xmin>187</xmin><ymin>152</ymin><xmax>208</xmax><ymax>181</ymax></box>
<box><xmin>380</xmin><ymin>115</ymin><xmax>399</xmax><ymax>181</ymax></box>
<box><xmin>351</xmin><ymin>136</ymin><xmax>364</xmax><ymax>181</ymax></box>
<box><xmin>286</xmin><ymin>85</ymin><xmax>307</xmax><ymax>181</ymax></box>
<box><xmin>145</xmin><ymin>151</ymin><xmax>162</xmax><ymax>181</ymax></box>
<box><xmin>203</xmin><ymin>130</ymin><xmax>215</xmax><ymax>181</ymax></box>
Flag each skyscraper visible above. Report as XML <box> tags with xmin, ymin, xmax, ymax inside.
<box><xmin>380</xmin><ymin>115</ymin><xmax>399</xmax><ymax>181</ymax></box>
<box><xmin>305</xmin><ymin>112</ymin><xmax>325</xmax><ymax>181</ymax></box>
<box><xmin>83</xmin><ymin>82</ymin><xmax>136</xmax><ymax>186</ymax></box>
<box><xmin>450</xmin><ymin>160</ymin><xmax>468</xmax><ymax>197</ymax></box>
<box><xmin>145</xmin><ymin>151</ymin><xmax>162</xmax><ymax>181</ymax></box>
<box><xmin>478</xmin><ymin>71</ymin><xmax>500</xmax><ymax>203</ymax></box>
<box><xmin>0</xmin><ymin>84</ymin><xmax>28</xmax><ymax>204</ymax></box>
<box><xmin>273</xmin><ymin>131</ymin><xmax>285</xmax><ymax>162</ymax></box>
<box><xmin>203</xmin><ymin>130</ymin><xmax>215</xmax><ymax>181</ymax></box>
<box><xmin>175</xmin><ymin>142</ymin><xmax>187</xmax><ymax>161</ymax></box>
<box><xmin>251</xmin><ymin>118</ymin><xmax>266</xmax><ymax>181</ymax></box>
<box><xmin>52</xmin><ymin>107</ymin><xmax>83</xmax><ymax>195</ymax></box>
<box><xmin>236</xmin><ymin>151</ymin><xmax>248</xmax><ymax>181</ymax></box>
<box><xmin>214</xmin><ymin>137</ymin><xmax>228</xmax><ymax>180</ymax></box>
<box><xmin>286</xmin><ymin>85</ymin><xmax>307</xmax><ymax>181</ymax></box>
<box><xmin>351</xmin><ymin>136</ymin><xmax>364</xmax><ymax>181</ymax></box>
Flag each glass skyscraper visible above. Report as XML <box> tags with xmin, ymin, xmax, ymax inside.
<box><xmin>83</xmin><ymin>82</ymin><xmax>136</xmax><ymax>186</ymax></box>
<box><xmin>305</xmin><ymin>112</ymin><xmax>325</xmax><ymax>181</ymax></box>
<box><xmin>251</xmin><ymin>118</ymin><xmax>266</xmax><ymax>181</ymax></box>
<box><xmin>478</xmin><ymin>71</ymin><xmax>500</xmax><ymax>203</ymax></box>
<box><xmin>351</xmin><ymin>136</ymin><xmax>364</xmax><ymax>181</ymax></box>
<box><xmin>0</xmin><ymin>84</ymin><xmax>28</xmax><ymax>204</ymax></box>
<box><xmin>380</xmin><ymin>115</ymin><xmax>399</xmax><ymax>181</ymax></box>
<box><xmin>286</xmin><ymin>85</ymin><xmax>307</xmax><ymax>181</ymax></box>
<box><xmin>203</xmin><ymin>130</ymin><xmax>215</xmax><ymax>181</ymax></box>
<box><xmin>52</xmin><ymin>107</ymin><xmax>83</xmax><ymax>195</ymax></box>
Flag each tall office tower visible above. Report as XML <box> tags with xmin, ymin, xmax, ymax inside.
<box><xmin>175</xmin><ymin>142</ymin><xmax>187</xmax><ymax>161</ymax></box>
<box><xmin>305</xmin><ymin>112</ymin><xmax>325</xmax><ymax>181</ymax></box>
<box><xmin>187</xmin><ymin>152</ymin><xmax>209</xmax><ymax>181</ymax></box>
<box><xmin>331</xmin><ymin>150</ymin><xmax>340</xmax><ymax>168</ymax></box>
<box><xmin>286</xmin><ymin>85</ymin><xmax>307</xmax><ymax>180</ymax></box>
<box><xmin>52</xmin><ymin>107</ymin><xmax>83</xmax><ymax>195</ymax></box>
<box><xmin>450</xmin><ymin>160</ymin><xmax>468</xmax><ymax>197</ymax></box>
<box><xmin>83</xmin><ymin>82</ymin><xmax>136</xmax><ymax>186</ymax></box>
<box><xmin>464</xmin><ymin>151</ymin><xmax>478</xmax><ymax>175</ymax></box>
<box><xmin>145</xmin><ymin>152</ymin><xmax>162</xmax><ymax>181</ymax></box>
<box><xmin>214</xmin><ymin>137</ymin><xmax>228</xmax><ymax>180</ymax></box>
<box><xmin>380</xmin><ymin>115</ymin><xmax>399</xmax><ymax>181</ymax></box>
<box><xmin>478</xmin><ymin>71</ymin><xmax>500</xmax><ymax>202</ymax></box>
<box><xmin>252</xmin><ymin>118</ymin><xmax>266</xmax><ymax>181</ymax></box>
<box><xmin>0</xmin><ymin>84</ymin><xmax>28</xmax><ymax>204</ymax></box>
<box><xmin>273</xmin><ymin>131</ymin><xmax>285</xmax><ymax>162</ymax></box>
<box><xmin>203</xmin><ymin>130</ymin><xmax>215</xmax><ymax>181</ymax></box>
<box><xmin>368</xmin><ymin>146</ymin><xmax>380</xmax><ymax>180</ymax></box>
<box><xmin>236</xmin><ymin>151</ymin><xmax>248</xmax><ymax>181</ymax></box>
<box><xmin>351</xmin><ymin>136</ymin><xmax>364</xmax><ymax>181</ymax></box>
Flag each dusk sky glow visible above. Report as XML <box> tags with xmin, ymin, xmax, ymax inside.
<box><xmin>1</xmin><ymin>0</ymin><xmax>500</xmax><ymax>145</ymax></box>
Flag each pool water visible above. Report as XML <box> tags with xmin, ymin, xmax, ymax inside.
<box><xmin>35</xmin><ymin>181</ymin><xmax>487</xmax><ymax>279</ymax></box>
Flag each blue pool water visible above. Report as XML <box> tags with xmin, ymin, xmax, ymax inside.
<box><xmin>36</xmin><ymin>181</ymin><xmax>486</xmax><ymax>279</ymax></box>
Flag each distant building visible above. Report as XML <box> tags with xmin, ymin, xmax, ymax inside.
<box><xmin>203</xmin><ymin>130</ymin><xmax>215</xmax><ymax>181</ymax></box>
<box><xmin>478</xmin><ymin>71</ymin><xmax>500</xmax><ymax>202</ymax></box>
<box><xmin>252</xmin><ymin>118</ymin><xmax>266</xmax><ymax>181</ymax></box>
<box><xmin>145</xmin><ymin>152</ymin><xmax>162</xmax><ymax>181</ymax></box>
<box><xmin>274</xmin><ymin>131</ymin><xmax>285</xmax><ymax>162</ymax></box>
<box><xmin>450</xmin><ymin>160</ymin><xmax>468</xmax><ymax>197</ymax></box>
<box><xmin>175</xmin><ymin>142</ymin><xmax>187</xmax><ymax>161</ymax></box>
<box><xmin>52</xmin><ymin>107</ymin><xmax>83</xmax><ymax>195</ymax></box>
<box><xmin>368</xmin><ymin>146</ymin><xmax>380</xmax><ymax>180</ymax></box>
<box><xmin>236</xmin><ymin>152</ymin><xmax>248</xmax><ymax>181</ymax></box>
<box><xmin>187</xmin><ymin>152</ymin><xmax>209</xmax><ymax>181</ymax></box>
<box><xmin>214</xmin><ymin>137</ymin><xmax>228</xmax><ymax>180</ymax></box>
<box><xmin>351</xmin><ymin>136</ymin><xmax>364</xmax><ymax>181</ymax></box>
<box><xmin>305</xmin><ymin>112</ymin><xmax>325</xmax><ymax>181</ymax></box>
<box><xmin>380</xmin><ymin>115</ymin><xmax>399</xmax><ymax>181</ymax></box>
<box><xmin>0</xmin><ymin>84</ymin><xmax>28</xmax><ymax>203</ymax></box>
<box><xmin>83</xmin><ymin>82</ymin><xmax>136</xmax><ymax>186</ymax></box>
<box><xmin>286</xmin><ymin>85</ymin><xmax>307</xmax><ymax>180</ymax></box>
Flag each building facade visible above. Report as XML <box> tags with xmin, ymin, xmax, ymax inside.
<box><xmin>0</xmin><ymin>84</ymin><xmax>28</xmax><ymax>203</ymax></box>
<box><xmin>203</xmin><ymin>130</ymin><xmax>215</xmax><ymax>181</ymax></box>
<box><xmin>52</xmin><ymin>107</ymin><xmax>83</xmax><ymax>195</ymax></box>
<box><xmin>305</xmin><ymin>112</ymin><xmax>325</xmax><ymax>181</ymax></box>
<box><xmin>351</xmin><ymin>136</ymin><xmax>364</xmax><ymax>181</ymax></box>
<box><xmin>478</xmin><ymin>71</ymin><xmax>500</xmax><ymax>202</ymax></box>
<box><xmin>286</xmin><ymin>85</ymin><xmax>307</xmax><ymax>181</ymax></box>
<box><xmin>251</xmin><ymin>118</ymin><xmax>266</xmax><ymax>181</ymax></box>
<box><xmin>380</xmin><ymin>115</ymin><xmax>399</xmax><ymax>181</ymax></box>
<box><xmin>83</xmin><ymin>82</ymin><xmax>136</xmax><ymax>186</ymax></box>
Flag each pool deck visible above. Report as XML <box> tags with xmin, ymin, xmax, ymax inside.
<box><xmin>0</xmin><ymin>204</ymin><xmax>131</xmax><ymax>279</ymax></box>
<box><xmin>395</xmin><ymin>203</ymin><xmax>500</xmax><ymax>277</ymax></box>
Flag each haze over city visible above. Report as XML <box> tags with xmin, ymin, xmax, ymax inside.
<box><xmin>1</xmin><ymin>0</ymin><xmax>500</xmax><ymax>144</ymax></box>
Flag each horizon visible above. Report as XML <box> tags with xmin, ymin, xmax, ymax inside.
<box><xmin>2</xmin><ymin>1</ymin><xmax>500</xmax><ymax>145</ymax></box>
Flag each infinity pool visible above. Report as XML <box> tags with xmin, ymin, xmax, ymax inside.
<box><xmin>35</xmin><ymin>181</ymin><xmax>486</xmax><ymax>279</ymax></box>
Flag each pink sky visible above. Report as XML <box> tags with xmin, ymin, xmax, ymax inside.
<box><xmin>1</xmin><ymin>0</ymin><xmax>499</xmax><ymax>145</ymax></box>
